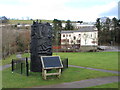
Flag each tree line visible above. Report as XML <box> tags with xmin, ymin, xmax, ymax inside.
<box><xmin>2</xmin><ymin>25</ymin><xmax>30</xmax><ymax>59</ymax></box>
<box><xmin>95</xmin><ymin>17</ymin><xmax>120</xmax><ymax>45</ymax></box>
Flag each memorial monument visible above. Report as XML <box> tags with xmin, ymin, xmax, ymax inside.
<box><xmin>30</xmin><ymin>20</ymin><xmax>53</xmax><ymax>72</ymax></box>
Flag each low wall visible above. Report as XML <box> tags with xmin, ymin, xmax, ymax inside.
<box><xmin>53</xmin><ymin>45</ymin><xmax>98</xmax><ymax>52</ymax></box>
<box><xmin>80</xmin><ymin>46</ymin><xmax>97</xmax><ymax>51</ymax></box>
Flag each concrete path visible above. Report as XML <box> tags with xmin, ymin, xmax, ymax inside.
<box><xmin>99</xmin><ymin>46</ymin><xmax>120</xmax><ymax>52</ymax></box>
<box><xmin>33</xmin><ymin>76</ymin><xmax>119</xmax><ymax>88</ymax></box>
<box><xmin>102</xmin><ymin>49</ymin><xmax>120</xmax><ymax>52</ymax></box>
<box><xmin>0</xmin><ymin>53</ymin><xmax>25</xmax><ymax>71</ymax></box>
<box><xmin>0</xmin><ymin>64</ymin><xmax>11</xmax><ymax>71</ymax></box>
<box><xmin>69</xmin><ymin>65</ymin><xmax>120</xmax><ymax>74</ymax></box>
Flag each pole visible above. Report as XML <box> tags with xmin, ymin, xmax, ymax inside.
<box><xmin>26</xmin><ymin>57</ymin><xmax>29</xmax><ymax>76</ymax></box>
<box><xmin>21</xmin><ymin>63</ymin><xmax>23</xmax><ymax>74</ymax></box>
<box><xmin>12</xmin><ymin>59</ymin><xmax>14</xmax><ymax>73</ymax></box>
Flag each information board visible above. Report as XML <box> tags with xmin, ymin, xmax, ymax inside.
<box><xmin>41</xmin><ymin>56</ymin><xmax>63</xmax><ymax>69</ymax></box>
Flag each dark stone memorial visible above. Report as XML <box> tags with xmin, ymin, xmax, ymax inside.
<box><xmin>30</xmin><ymin>20</ymin><xmax>53</xmax><ymax>72</ymax></box>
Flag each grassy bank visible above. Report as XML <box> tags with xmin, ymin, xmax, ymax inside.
<box><xmin>8</xmin><ymin>20</ymin><xmax>53</xmax><ymax>24</ymax></box>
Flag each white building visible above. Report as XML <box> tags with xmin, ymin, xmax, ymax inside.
<box><xmin>61</xmin><ymin>27</ymin><xmax>98</xmax><ymax>51</ymax></box>
<box><xmin>72</xmin><ymin>23</ymin><xmax>95</xmax><ymax>30</ymax></box>
<box><xmin>50</xmin><ymin>22</ymin><xmax>95</xmax><ymax>30</ymax></box>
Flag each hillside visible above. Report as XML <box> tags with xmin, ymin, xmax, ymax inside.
<box><xmin>8</xmin><ymin>20</ymin><xmax>53</xmax><ymax>24</ymax></box>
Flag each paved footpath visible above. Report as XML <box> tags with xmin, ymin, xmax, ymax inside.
<box><xmin>0</xmin><ymin>64</ymin><xmax>11</xmax><ymax>71</ymax></box>
<box><xmin>69</xmin><ymin>65</ymin><xmax>120</xmax><ymax>74</ymax></box>
<box><xmin>33</xmin><ymin>76</ymin><xmax>118</xmax><ymax>88</ymax></box>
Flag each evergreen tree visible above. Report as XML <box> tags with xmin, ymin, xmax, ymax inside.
<box><xmin>95</xmin><ymin>17</ymin><xmax>120</xmax><ymax>45</ymax></box>
<box><xmin>77</xmin><ymin>21</ymin><xmax>83</xmax><ymax>24</ymax></box>
<box><xmin>112</xmin><ymin>17</ymin><xmax>120</xmax><ymax>44</ymax></box>
<box><xmin>52</xmin><ymin>19</ymin><xmax>62</xmax><ymax>46</ymax></box>
<box><xmin>95</xmin><ymin>18</ymin><xmax>102</xmax><ymax>45</ymax></box>
<box><xmin>64</xmin><ymin>20</ymin><xmax>74</xmax><ymax>30</ymax></box>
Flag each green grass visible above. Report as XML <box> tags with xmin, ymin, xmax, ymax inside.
<box><xmin>2</xmin><ymin>54</ymin><xmax>17</xmax><ymax>65</ymax></box>
<box><xmin>88</xmin><ymin>82</ymin><xmax>119</xmax><ymax>88</ymax></box>
<box><xmin>22</xmin><ymin>53</ymin><xmax>30</xmax><ymax>58</ymax></box>
<box><xmin>0</xmin><ymin>60</ymin><xmax>2</xmax><ymax>66</ymax></box>
<box><xmin>2</xmin><ymin>52</ymin><xmax>119</xmax><ymax>71</ymax></box>
<box><xmin>2</xmin><ymin>53</ymin><xmax>30</xmax><ymax>66</ymax></box>
<box><xmin>0</xmin><ymin>68</ymin><xmax>2</xmax><ymax>89</ymax></box>
<box><xmin>2</xmin><ymin>67</ymin><xmax>118</xmax><ymax>88</ymax></box>
<box><xmin>2</xmin><ymin>52</ymin><xmax>119</xmax><ymax>88</ymax></box>
<box><xmin>54</xmin><ymin>52</ymin><xmax>119</xmax><ymax>71</ymax></box>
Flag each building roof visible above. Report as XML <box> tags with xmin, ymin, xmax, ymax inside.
<box><xmin>61</xmin><ymin>27</ymin><xmax>97</xmax><ymax>33</ymax></box>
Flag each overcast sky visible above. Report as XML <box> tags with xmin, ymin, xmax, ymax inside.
<box><xmin>0</xmin><ymin>0</ymin><xmax>119</xmax><ymax>22</ymax></box>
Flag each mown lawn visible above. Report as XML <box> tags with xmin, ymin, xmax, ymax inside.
<box><xmin>2</xmin><ymin>53</ymin><xmax>30</xmax><ymax>65</ymax></box>
<box><xmin>2</xmin><ymin>54</ymin><xmax>17</xmax><ymax>65</ymax></box>
<box><xmin>88</xmin><ymin>82</ymin><xmax>119</xmax><ymax>88</ymax></box>
<box><xmin>2</xmin><ymin>52</ymin><xmax>119</xmax><ymax>71</ymax></box>
<box><xmin>55</xmin><ymin>52</ymin><xmax>119</xmax><ymax>71</ymax></box>
<box><xmin>2</xmin><ymin>67</ymin><xmax>118</xmax><ymax>88</ymax></box>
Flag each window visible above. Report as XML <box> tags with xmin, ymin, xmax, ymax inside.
<box><xmin>77</xmin><ymin>40</ymin><xmax>81</xmax><ymax>43</ymax></box>
<box><xmin>91</xmin><ymin>34</ymin><xmax>92</xmax><ymax>37</ymax></box>
<box><xmin>61</xmin><ymin>39</ymin><xmax>69</xmax><ymax>42</ymax></box>
<box><xmin>69</xmin><ymin>34</ymin><xmax>71</xmax><ymax>37</ymax></box>
<box><xmin>73</xmin><ymin>36</ymin><xmax>76</xmax><ymax>40</ymax></box>
<box><xmin>94</xmin><ymin>33</ymin><xmax>96</xmax><ymax>38</ymax></box>
<box><xmin>63</xmin><ymin>34</ymin><xmax>65</xmax><ymax>37</ymax></box>
<box><xmin>71</xmin><ymin>40</ymin><xmax>73</xmax><ymax>43</ymax></box>
<box><xmin>67</xmin><ymin>39</ymin><xmax>69</xmax><ymax>42</ymax></box>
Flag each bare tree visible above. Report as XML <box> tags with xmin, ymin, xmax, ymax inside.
<box><xmin>2</xmin><ymin>25</ymin><xmax>31</xmax><ymax>59</ymax></box>
<box><xmin>82</xmin><ymin>33</ymin><xmax>90</xmax><ymax>51</ymax></box>
<box><xmin>2</xmin><ymin>26</ymin><xmax>17</xmax><ymax>59</ymax></box>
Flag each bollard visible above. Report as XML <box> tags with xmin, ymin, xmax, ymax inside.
<box><xmin>26</xmin><ymin>57</ymin><xmax>29</xmax><ymax>76</ymax></box>
<box><xmin>11</xmin><ymin>59</ymin><xmax>14</xmax><ymax>73</ymax></box>
<box><xmin>66</xmin><ymin>58</ymin><xmax>68</xmax><ymax>68</ymax></box>
<box><xmin>21</xmin><ymin>63</ymin><xmax>23</xmax><ymax>74</ymax></box>
<box><xmin>62</xmin><ymin>58</ymin><xmax>68</xmax><ymax>72</ymax></box>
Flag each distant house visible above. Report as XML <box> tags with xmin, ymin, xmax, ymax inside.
<box><xmin>61</xmin><ymin>27</ymin><xmax>98</xmax><ymax>51</ymax></box>
<box><xmin>50</xmin><ymin>22</ymin><xmax>95</xmax><ymax>30</ymax></box>
<box><xmin>17</xmin><ymin>24</ymin><xmax>23</xmax><ymax>27</ymax></box>
<box><xmin>72</xmin><ymin>23</ymin><xmax>95</xmax><ymax>30</ymax></box>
